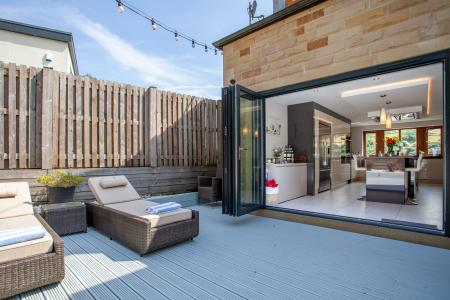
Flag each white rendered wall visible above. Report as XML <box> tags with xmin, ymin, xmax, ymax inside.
<box><xmin>265</xmin><ymin>101</ymin><xmax>288</xmax><ymax>159</ymax></box>
<box><xmin>0</xmin><ymin>30</ymin><xmax>74</xmax><ymax>74</ymax></box>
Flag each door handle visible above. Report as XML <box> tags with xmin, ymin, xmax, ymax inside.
<box><xmin>238</xmin><ymin>147</ymin><xmax>248</xmax><ymax>160</ymax></box>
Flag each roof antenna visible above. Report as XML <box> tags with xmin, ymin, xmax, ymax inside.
<box><xmin>248</xmin><ymin>0</ymin><xmax>264</xmax><ymax>25</ymax></box>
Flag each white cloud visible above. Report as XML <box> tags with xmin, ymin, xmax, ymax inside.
<box><xmin>0</xmin><ymin>3</ymin><xmax>221</xmax><ymax>98</ymax></box>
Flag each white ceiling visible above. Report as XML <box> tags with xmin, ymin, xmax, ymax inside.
<box><xmin>268</xmin><ymin>63</ymin><xmax>444</xmax><ymax>126</ymax></box>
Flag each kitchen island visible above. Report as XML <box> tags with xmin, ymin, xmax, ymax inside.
<box><xmin>365</xmin><ymin>157</ymin><xmax>409</xmax><ymax>204</ymax></box>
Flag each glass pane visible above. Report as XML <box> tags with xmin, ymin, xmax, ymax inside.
<box><xmin>239</xmin><ymin>93</ymin><xmax>264</xmax><ymax>213</ymax></box>
<box><xmin>427</xmin><ymin>128</ymin><xmax>441</xmax><ymax>156</ymax></box>
<box><xmin>400</xmin><ymin>129</ymin><xmax>417</xmax><ymax>156</ymax></box>
<box><xmin>365</xmin><ymin>132</ymin><xmax>376</xmax><ymax>156</ymax></box>
<box><xmin>384</xmin><ymin>130</ymin><xmax>399</xmax><ymax>154</ymax></box>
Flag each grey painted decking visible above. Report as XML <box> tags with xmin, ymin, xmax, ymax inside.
<box><xmin>16</xmin><ymin>204</ymin><xmax>450</xmax><ymax>300</ymax></box>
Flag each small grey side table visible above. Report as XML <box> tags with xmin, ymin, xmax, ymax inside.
<box><xmin>40</xmin><ymin>202</ymin><xmax>87</xmax><ymax>236</ymax></box>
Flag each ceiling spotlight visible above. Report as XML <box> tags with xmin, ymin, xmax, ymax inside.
<box><xmin>192</xmin><ymin>40</ymin><xmax>195</xmax><ymax>48</ymax></box>
<box><xmin>117</xmin><ymin>1</ymin><xmax>124</xmax><ymax>13</ymax></box>
<box><xmin>174</xmin><ymin>32</ymin><xmax>179</xmax><ymax>42</ymax></box>
<box><xmin>151</xmin><ymin>19</ymin><xmax>157</xmax><ymax>30</ymax></box>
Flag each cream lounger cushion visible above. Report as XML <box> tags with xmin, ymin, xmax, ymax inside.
<box><xmin>0</xmin><ymin>182</ymin><xmax>33</xmax><ymax>219</ymax></box>
<box><xmin>0</xmin><ymin>215</ymin><xmax>53</xmax><ymax>263</ymax></box>
<box><xmin>100</xmin><ymin>177</ymin><xmax>128</xmax><ymax>189</ymax></box>
<box><xmin>106</xmin><ymin>199</ymin><xmax>192</xmax><ymax>228</ymax></box>
<box><xmin>89</xmin><ymin>176</ymin><xmax>140</xmax><ymax>205</ymax></box>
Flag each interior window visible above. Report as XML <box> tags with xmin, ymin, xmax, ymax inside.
<box><xmin>427</xmin><ymin>127</ymin><xmax>442</xmax><ymax>156</ymax></box>
<box><xmin>400</xmin><ymin>128</ymin><xmax>417</xmax><ymax>156</ymax></box>
<box><xmin>364</xmin><ymin>132</ymin><xmax>376</xmax><ymax>156</ymax></box>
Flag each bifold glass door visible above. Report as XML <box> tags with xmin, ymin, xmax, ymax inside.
<box><xmin>222</xmin><ymin>85</ymin><xmax>265</xmax><ymax>216</ymax></box>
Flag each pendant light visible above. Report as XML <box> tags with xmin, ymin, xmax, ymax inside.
<box><xmin>386</xmin><ymin>112</ymin><xmax>392</xmax><ymax>129</ymax></box>
<box><xmin>380</xmin><ymin>107</ymin><xmax>387</xmax><ymax>124</ymax></box>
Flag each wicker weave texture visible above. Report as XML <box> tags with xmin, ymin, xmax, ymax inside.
<box><xmin>41</xmin><ymin>203</ymin><xmax>87</xmax><ymax>236</ymax></box>
<box><xmin>86</xmin><ymin>202</ymin><xmax>199</xmax><ymax>255</ymax></box>
<box><xmin>0</xmin><ymin>214</ymin><xmax>65</xmax><ymax>299</ymax></box>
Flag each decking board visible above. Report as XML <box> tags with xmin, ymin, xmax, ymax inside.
<box><xmin>17</xmin><ymin>204</ymin><xmax>450</xmax><ymax>300</ymax></box>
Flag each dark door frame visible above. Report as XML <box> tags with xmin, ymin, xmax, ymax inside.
<box><xmin>254</xmin><ymin>49</ymin><xmax>450</xmax><ymax>236</ymax></box>
<box><xmin>222</xmin><ymin>84</ymin><xmax>266</xmax><ymax>217</ymax></box>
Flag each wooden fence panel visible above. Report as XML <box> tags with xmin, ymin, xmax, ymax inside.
<box><xmin>0</xmin><ymin>63</ymin><xmax>220</xmax><ymax>170</ymax></box>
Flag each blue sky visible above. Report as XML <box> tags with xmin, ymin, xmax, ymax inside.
<box><xmin>0</xmin><ymin>0</ymin><xmax>273</xmax><ymax>99</ymax></box>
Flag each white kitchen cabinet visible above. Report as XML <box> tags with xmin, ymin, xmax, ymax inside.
<box><xmin>266</xmin><ymin>163</ymin><xmax>308</xmax><ymax>203</ymax></box>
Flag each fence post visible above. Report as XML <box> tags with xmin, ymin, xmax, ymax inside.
<box><xmin>41</xmin><ymin>68</ymin><xmax>54</xmax><ymax>169</ymax></box>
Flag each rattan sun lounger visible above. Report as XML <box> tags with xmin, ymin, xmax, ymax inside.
<box><xmin>86</xmin><ymin>176</ymin><xmax>199</xmax><ymax>256</ymax></box>
<box><xmin>0</xmin><ymin>182</ymin><xmax>64</xmax><ymax>299</ymax></box>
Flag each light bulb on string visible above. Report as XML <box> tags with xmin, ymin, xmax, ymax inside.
<box><xmin>192</xmin><ymin>40</ymin><xmax>195</xmax><ymax>48</ymax></box>
<box><xmin>174</xmin><ymin>32</ymin><xmax>179</xmax><ymax>42</ymax></box>
<box><xmin>204</xmin><ymin>45</ymin><xmax>208</xmax><ymax>53</ymax></box>
<box><xmin>214</xmin><ymin>49</ymin><xmax>218</xmax><ymax>55</ymax></box>
<box><xmin>151</xmin><ymin>19</ymin><xmax>157</xmax><ymax>30</ymax></box>
<box><xmin>117</xmin><ymin>1</ymin><xmax>124</xmax><ymax>13</ymax></box>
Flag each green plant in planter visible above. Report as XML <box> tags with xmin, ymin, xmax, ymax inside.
<box><xmin>37</xmin><ymin>170</ymin><xmax>84</xmax><ymax>188</ymax></box>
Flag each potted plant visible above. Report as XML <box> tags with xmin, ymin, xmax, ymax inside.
<box><xmin>37</xmin><ymin>170</ymin><xmax>84</xmax><ymax>204</ymax></box>
<box><xmin>385</xmin><ymin>137</ymin><xmax>400</xmax><ymax>157</ymax></box>
<box><xmin>265</xmin><ymin>179</ymin><xmax>279</xmax><ymax>204</ymax></box>
<box><xmin>272</xmin><ymin>146</ymin><xmax>283</xmax><ymax>164</ymax></box>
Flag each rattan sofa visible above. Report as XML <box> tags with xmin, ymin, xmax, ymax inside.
<box><xmin>86</xmin><ymin>176</ymin><xmax>199</xmax><ymax>256</ymax></box>
<box><xmin>0</xmin><ymin>183</ymin><xmax>64</xmax><ymax>299</ymax></box>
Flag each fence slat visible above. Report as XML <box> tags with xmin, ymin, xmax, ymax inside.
<box><xmin>91</xmin><ymin>80</ymin><xmax>98</xmax><ymax>168</ymax></box>
<box><xmin>18</xmin><ymin>65</ymin><xmax>27</xmax><ymax>168</ymax></box>
<box><xmin>75</xmin><ymin>77</ymin><xmax>83</xmax><ymax>168</ymax></box>
<box><xmin>132</xmin><ymin>87</ymin><xmax>138</xmax><ymax>166</ymax></box>
<box><xmin>0</xmin><ymin>63</ymin><xmax>4</xmax><ymax>168</ymax></box>
<box><xmin>106</xmin><ymin>83</ymin><xmax>113</xmax><ymax>167</ymax></box>
<box><xmin>83</xmin><ymin>77</ymin><xmax>91</xmax><ymax>168</ymax></box>
<box><xmin>139</xmin><ymin>87</ymin><xmax>144</xmax><ymax>166</ymax></box>
<box><xmin>182</xmin><ymin>94</ymin><xmax>188</xmax><ymax>167</ymax></box>
<box><xmin>35</xmin><ymin>69</ymin><xmax>43</xmax><ymax>168</ymax></box>
<box><xmin>98</xmin><ymin>81</ymin><xmax>105</xmax><ymax>167</ymax></box>
<box><xmin>59</xmin><ymin>73</ymin><xmax>67</xmax><ymax>168</ymax></box>
<box><xmin>178</xmin><ymin>94</ymin><xmax>183</xmax><ymax>166</ymax></box>
<box><xmin>156</xmin><ymin>90</ymin><xmax>162</xmax><ymax>167</ymax></box>
<box><xmin>126</xmin><ymin>86</ymin><xmax>132</xmax><ymax>166</ymax></box>
<box><xmin>119</xmin><ymin>84</ymin><xmax>125</xmax><ymax>166</ymax></box>
<box><xmin>8</xmin><ymin>63</ymin><xmax>17</xmax><ymax>168</ymax></box>
<box><xmin>113</xmin><ymin>83</ymin><xmax>119</xmax><ymax>167</ymax></box>
<box><xmin>162</xmin><ymin>91</ymin><xmax>168</xmax><ymax>167</ymax></box>
<box><xmin>172</xmin><ymin>93</ymin><xmax>178</xmax><ymax>167</ymax></box>
<box><xmin>51</xmin><ymin>70</ymin><xmax>60</xmax><ymax>168</ymax></box>
<box><xmin>188</xmin><ymin>96</ymin><xmax>197</xmax><ymax>166</ymax></box>
<box><xmin>28</xmin><ymin>67</ymin><xmax>37</xmax><ymax>168</ymax></box>
<box><xmin>66</xmin><ymin>74</ymin><xmax>74</xmax><ymax>168</ymax></box>
<box><xmin>167</xmin><ymin>92</ymin><xmax>173</xmax><ymax>167</ymax></box>
<box><xmin>41</xmin><ymin>68</ymin><xmax>53</xmax><ymax>169</ymax></box>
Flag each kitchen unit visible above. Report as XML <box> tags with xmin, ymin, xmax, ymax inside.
<box><xmin>266</xmin><ymin>163</ymin><xmax>308</xmax><ymax>203</ymax></box>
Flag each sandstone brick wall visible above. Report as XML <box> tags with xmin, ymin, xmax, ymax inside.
<box><xmin>222</xmin><ymin>0</ymin><xmax>450</xmax><ymax>91</ymax></box>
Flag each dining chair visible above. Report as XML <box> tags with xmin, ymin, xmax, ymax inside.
<box><xmin>405</xmin><ymin>152</ymin><xmax>424</xmax><ymax>203</ymax></box>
